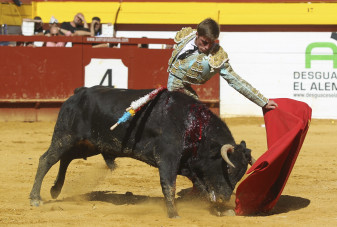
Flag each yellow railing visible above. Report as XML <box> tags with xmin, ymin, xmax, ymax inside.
<box><xmin>2</xmin><ymin>2</ymin><xmax>337</xmax><ymax>26</ymax></box>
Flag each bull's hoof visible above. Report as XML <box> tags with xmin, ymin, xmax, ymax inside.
<box><xmin>212</xmin><ymin>208</ymin><xmax>236</xmax><ymax>217</ymax></box>
<box><xmin>220</xmin><ymin>209</ymin><xmax>236</xmax><ymax>216</ymax></box>
<box><xmin>210</xmin><ymin>205</ymin><xmax>236</xmax><ymax>217</ymax></box>
<box><xmin>168</xmin><ymin>214</ymin><xmax>181</xmax><ymax>219</ymax></box>
<box><xmin>50</xmin><ymin>186</ymin><xmax>61</xmax><ymax>199</ymax></box>
<box><xmin>167</xmin><ymin>210</ymin><xmax>180</xmax><ymax>219</ymax></box>
<box><xmin>104</xmin><ymin>160</ymin><xmax>116</xmax><ymax>170</ymax></box>
<box><xmin>30</xmin><ymin>199</ymin><xmax>43</xmax><ymax>207</ymax></box>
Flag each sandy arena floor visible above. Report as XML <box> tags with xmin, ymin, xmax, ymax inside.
<box><xmin>0</xmin><ymin>117</ymin><xmax>336</xmax><ymax>226</ymax></box>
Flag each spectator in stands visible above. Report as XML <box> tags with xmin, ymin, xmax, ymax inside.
<box><xmin>45</xmin><ymin>26</ymin><xmax>66</xmax><ymax>47</ymax></box>
<box><xmin>91</xmin><ymin>16</ymin><xmax>102</xmax><ymax>36</ymax></box>
<box><xmin>90</xmin><ymin>16</ymin><xmax>118</xmax><ymax>48</ymax></box>
<box><xmin>138</xmin><ymin>37</ymin><xmax>149</xmax><ymax>48</ymax></box>
<box><xmin>33</xmin><ymin>16</ymin><xmax>44</xmax><ymax>36</ymax></box>
<box><xmin>60</xmin><ymin>12</ymin><xmax>90</xmax><ymax>36</ymax></box>
<box><xmin>44</xmin><ymin>16</ymin><xmax>59</xmax><ymax>36</ymax></box>
<box><xmin>24</xmin><ymin>16</ymin><xmax>44</xmax><ymax>46</ymax></box>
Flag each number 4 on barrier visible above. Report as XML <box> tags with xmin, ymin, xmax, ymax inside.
<box><xmin>84</xmin><ymin>59</ymin><xmax>128</xmax><ymax>88</ymax></box>
<box><xmin>100</xmin><ymin>69</ymin><xmax>114</xmax><ymax>87</ymax></box>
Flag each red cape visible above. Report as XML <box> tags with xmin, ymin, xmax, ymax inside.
<box><xmin>235</xmin><ymin>98</ymin><xmax>312</xmax><ymax>215</ymax></box>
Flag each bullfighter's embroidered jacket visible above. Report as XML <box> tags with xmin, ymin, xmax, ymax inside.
<box><xmin>167</xmin><ymin>27</ymin><xmax>268</xmax><ymax>107</ymax></box>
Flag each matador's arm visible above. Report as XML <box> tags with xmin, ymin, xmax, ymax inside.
<box><xmin>209</xmin><ymin>46</ymin><xmax>269</xmax><ymax>107</ymax></box>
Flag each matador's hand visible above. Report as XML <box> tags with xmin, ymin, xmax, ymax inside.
<box><xmin>263</xmin><ymin>100</ymin><xmax>278</xmax><ymax>110</ymax></box>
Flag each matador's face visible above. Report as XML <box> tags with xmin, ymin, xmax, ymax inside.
<box><xmin>195</xmin><ymin>33</ymin><xmax>215</xmax><ymax>55</ymax></box>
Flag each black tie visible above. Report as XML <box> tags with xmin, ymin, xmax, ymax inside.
<box><xmin>178</xmin><ymin>46</ymin><xmax>198</xmax><ymax>60</ymax></box>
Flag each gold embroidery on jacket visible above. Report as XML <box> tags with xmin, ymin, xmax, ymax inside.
<box><xmin>174</xmin><ymin>27</ymin><xmax>196</xmax><ymax>43</ymax></box>
<box><xmin>209</xmin><ymin>46</ymin><xmax>229</xmax><ymax>68</ymax></box>
<box><xmin>190</xmin><ymin>55</ymin><xmax>205</xmax><ymax>73</ymax></box>
<box><xmin>184</xmin><ymin>54</ymin><xmax>207</xmax><ymax>84</ymax></box>
<box><xmin>168</xmin><ymin>49</ymin><xmax>178</xmax><ymax>66</ymax></box>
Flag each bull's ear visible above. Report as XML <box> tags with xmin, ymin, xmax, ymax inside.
<box><xmin>240</xmin><ymin>140</ymin><xmax>246</xmax><ymax>148</ymax></box>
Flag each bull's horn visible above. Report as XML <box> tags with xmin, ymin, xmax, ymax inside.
<box><xmin>250</xmin><ymin>156</ymin><xmax>256</xmax><ymax>166</ymax></box>
<box><xmin>221</xmin><ymin>144</ymin><xmax>235</xmax><ymax>168</ymax></box>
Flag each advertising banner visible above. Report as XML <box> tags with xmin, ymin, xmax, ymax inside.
<box><xmin>219</xmin><ymin>32</ymin><xmax>337</xmax><ymax>119</ymax></box>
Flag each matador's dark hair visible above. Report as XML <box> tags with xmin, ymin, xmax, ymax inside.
<box><xmin>197</xmin><ymin>18</ymin><xmax>220</xmax><ymax>41</ymax></box>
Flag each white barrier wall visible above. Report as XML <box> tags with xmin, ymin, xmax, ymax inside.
<box><xmin>219</xmin><ymin>32</ymin><xmax>337</xmax><ymax>119</ymax></box>
<box><xmin>85</xmin><ymin>59</ymin><xmax>128</xmax><ymax>89</ymax></box>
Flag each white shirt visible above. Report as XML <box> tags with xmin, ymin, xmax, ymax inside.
<box><xmin>176</xmin><ymin>37</ymin><xmax>198</xmax><ymax>59</ymax></box>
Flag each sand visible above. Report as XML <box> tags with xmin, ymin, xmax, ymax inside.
<box><xmin>0</xmin><ymin>118</ymin><xmax>336</xmax><ymax>226</ymax></box>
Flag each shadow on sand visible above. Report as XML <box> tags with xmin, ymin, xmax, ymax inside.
<box><xmin>45</xmin><ymin>190</ymin><xmax>310</xmax><ymax>216</ymax></box>
<box><xmin>84</xmin><ymin>191</ymin><xmax>163</xmax><ymax>205</ymax></box>
<box><xmin>45</xmin><ymin>190</ymin><xmax>163</xmax><ymax>206</ymax></box>
<box><xmin>268</xmin><ymin>194</ymin><xmax>310</xmax><ymax>215</ymax></box>
<box><xmin>251</xmin><ymin>194</ymin><xmax>311</xmax><ymax>216</ymax></box>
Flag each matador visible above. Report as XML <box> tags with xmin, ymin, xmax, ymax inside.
<box><xmin>167</xmin><ymin>18</ymin><xmax>277</xmax><ymax>110</ymax></box>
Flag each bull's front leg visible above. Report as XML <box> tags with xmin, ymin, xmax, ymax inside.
<box><xmin>30</xmin><ymin>148</ymin><xmax>61</xmax><ymax>206</ymax></box>
<box><xmin>158</xmin><ymin>156</ymin><xmax>180</xmax><ymax>218</ymax></box>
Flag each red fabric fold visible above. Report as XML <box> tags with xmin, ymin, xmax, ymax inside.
<box><xmin>235</xmin><ymin>98</ymin><xmax>312</xmax><ymax>215</ymax></box>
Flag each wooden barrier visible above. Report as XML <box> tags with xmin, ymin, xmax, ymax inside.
<box><xmin>0</xmin><ymin>35</ymin><xmax>219</xmax><ymax>121</ymax></box>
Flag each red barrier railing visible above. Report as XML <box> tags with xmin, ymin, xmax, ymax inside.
<box><xmin>0</xmin><ymin>35</ymin><xmax>219</xmax><ymax>121</ymax></box>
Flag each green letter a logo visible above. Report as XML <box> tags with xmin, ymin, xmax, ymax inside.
<box><xmin>305</xmin><ymin>42</ymin><xmax>337</xmax><ymax>68</ymax></box>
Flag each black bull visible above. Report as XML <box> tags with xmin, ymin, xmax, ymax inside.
<box><xmin>30</xmin><ymin>86</ymin><xmax>253</xmax><ymax>218</ymax></box>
